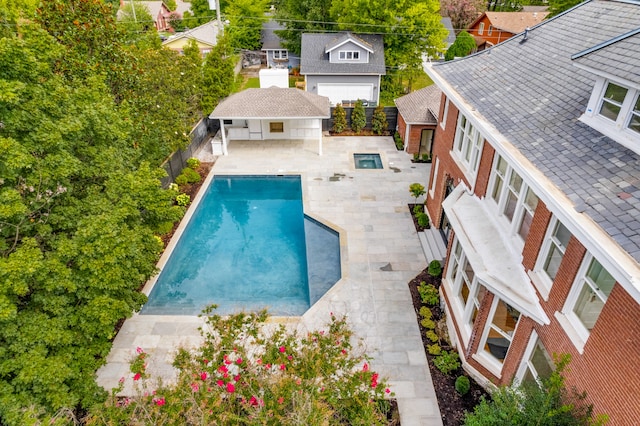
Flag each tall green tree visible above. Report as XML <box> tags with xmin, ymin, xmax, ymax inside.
<box><xmin>445</xmin><ymin>30</ymin><xmax>476</xmax><ymax>60</ymax></box>
<box><xmin>547</xmin><ymin>0</ymin><xmax>584</xmax><ymax>17</ymax></box>
<box><xmin>201</xmin><ymin>34</ymin><xmax>236</xmax><ymax>114</ymax></box>
<box><xmin>274</xmin><ymin>0</ymin><xmax>335</xmax><ymax>55</ymax></box>
<box><xmin>225</xmin><ymin>0</ymin><xmax>268</xmax><ymax>50</ymax></box>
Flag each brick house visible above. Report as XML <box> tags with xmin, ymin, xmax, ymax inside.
<box><xmin>424</xmin><ymin>0</ymin><xmax>640</xmax><ymax>423</ymax></box>
<box><xmin>467</xmin><ymin>11</ymin><xmax>549</xmax><ymax>49</ymax></box>
<box><xmin>394</xmin><ymin>85</ymin><xmax>441</xmax><ymax>155</ymax></box>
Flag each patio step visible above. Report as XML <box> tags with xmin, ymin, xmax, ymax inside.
<box><xmin>419</xmin><ymin>226</ymin><xmax>447</xmax><ymax>264</ymax></box>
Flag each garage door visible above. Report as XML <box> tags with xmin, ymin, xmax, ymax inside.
<box><xmin>317</xmin><ymin>84</ymin><xmax>373</xmax><ymax>106</ymax></box>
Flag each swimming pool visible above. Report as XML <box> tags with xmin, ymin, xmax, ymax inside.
<box><xmin>141</xmin><ymin>175</ymin><xmax>340</xmax><ymax>316</ymax></box>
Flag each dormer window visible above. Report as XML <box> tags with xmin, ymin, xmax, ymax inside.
<box><xmin>339</xmin><ymin>51</ymin><xmax>360</xmax><ymax>60</ymax></box>
<box><xmin>629</xmin><ymin>95</ymin><xmax>640</xmax><ymax>134</ymax></box>
<box><xmin>598</xmin><ymin>82</ymin><xmax>627</xmax><ymax>121</ymax></box>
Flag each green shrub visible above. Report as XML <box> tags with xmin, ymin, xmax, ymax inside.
<box><xmin>371</xmin><ymin>104</ymin><xmax>388</xmax><ymax>135</ymax></box>
<box><xmin>393</xmin><ymin>132</ymin><xmax>404</xmax><ymax>150</ymax></box>
<box><xmin>421</xmin><ymin>153</ymin><xmax>430</xmax><ymax>162</ymax></box>
<box><xmin>180</xmin><ymin>167</ymin><xmax>201</xmax><ymax>184</ymax></box>
<box><xmin>455</xmin><ymin>376</ymin><xmax>471</xmax><ymax>395</ymax></box>
<box><xmin>419</xmin><ymin>306</ymin><xmax>432</xmax><ymax>320</ymax></box>
<box><xmin>413</xmin><ymin>153</ymin><xmax>420</xmax><ymax>161</ymax></box>
<box><xmin>420</xmin><ymin>317</ymin><xmax>435</xmax><ymax>330</ymax></box>
<box><xmin>176</xmin><ymin>193</ymin><xmax>190</xmax><ymax>206</ymax></box>
<box><xmin>417</xmin><ymin>212</ymin><xmax>430</xmax><ymax>228</ymax></box>
<box><xmin>428</xmin><ymin>260</ymin><xmax>442</xmax><ymax>278</ymax></box>
<box><xmin>426</xmin><ymin>330</ymin><xmax>439</xmax><ymax>343</ymax></box>
<box><xmin>428</xmin><ymin>344</ymin><xmax>442</xmax><ymax>355</ymax></box>
<box><xmin>186</xmin><ymin>157</ymin><xmax>200</xmax><ymax>169</ymax></box>
<box><xmin>413</xmin><ymin>204</ymin><xmax>423</xmax><ymax>214</ymax></box>
<box><xmin>351</xmin><ymin>99</ymin><xmax>366</xmax><ymax>133</ymax></box>
<box><xmin>434</xmin><ymin>350</ymin><xmax>461</xmax><ymax>375</ymax></box>
<box><xmin>175</xmin><ymin>174</ymin><xmax>188</xmax><ymax>186</ymax></box>
<box><xmin>333</xmin><ymin>103</ymin><xmax>347</xmax><ymax>133</ymax></box>
<box><xmin>418</xmin><ymin>281</ymin><xmax>439</xmax><ymax>305</ymax></box>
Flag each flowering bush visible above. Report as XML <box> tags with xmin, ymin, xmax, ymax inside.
<box><xmin>87</xmin><ymin>310</ymin><xmax>395</xmax><ymax>425</ymax></box>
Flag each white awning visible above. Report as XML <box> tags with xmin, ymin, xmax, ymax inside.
<box><xmin>443</xmin><ymin>185</ymin><xmax>550</xmax><ymax>325</ymax></box>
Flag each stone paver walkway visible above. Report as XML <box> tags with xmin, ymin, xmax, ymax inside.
<box><xmin>96</xmin><ymin>136</ymin><xmax>441</xmax><ymax>425</ymax></box>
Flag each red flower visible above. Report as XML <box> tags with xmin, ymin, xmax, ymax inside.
<box><xmin>362</xmin><ymin>363</ymin><xmax>369</xmax><ymax>372</ymax></box>
<box><xmin>385</xmin><ymin>388</ymin><xmax>391</xmax><ymax>394</ymax></box>
<box><xmin>154</xmin><ymin>397</ymin><xmax>166</xmax><ymax>406</ymax></box>
<box><xmin>279</xmin><ymin>346</ymin><xmax>286</xmax><ymax>353</ymax></box>
<box><xmin>287</xmin><ymin>355</ymin><xmax>293</xmax><ymax>361</ymax></box>
<box><xmin>203</xmin><ymin>359</ymin><xmax>209</xmax><ymax>365</ymax></box>
<box><xmin>249</xmin><ymin>396</ymin><xmax>258</xmax><ymax>406</ymax></box>
<box><xmin>200</xmin><ymin>372</ymin><xmax>208</xmax><ymax>381</ymax></box>
<box><xmin>136</xmin><ymin>347</ymin><xmax>143</xmax><ymax>354</ymax></box>
<box><xmin>226</xmin><ymin>382</ymin><xmax>235</xmax><ymax>393</ymax></box>
<box><xmin>133</xmin><ymin>373</ymin><xmax>141</xmax><ymax>381</ymax></box>
<box><xmin>279</xmin><ymin>364</ymin><xmax>286</xmax><ymax>371</ymax></box>
<box><xmin>371</xmin><ymin>373</ymin><xmax>379</xmax><ymax>388</ymax></box>
<box><xmin>236</xmin><ymin>357</ymin><xmax>243</xmax><ymax>364</ymax></box>
<box><xmin>218</xmin><ymin>365</ymin><xmax>228</xmax><ymax>374</ymax></box>
<box><xmin>234</xmin><ymin>374</ymin><xmax>241</xmax><ymax>382</ymax></box>
<box><xmin>190</xmin><ymin>382</ymin><xmax>199</xmax><ymax>392</ymax></box>
<box><xmin>216</xmin><ymin>380</ymin><xmax>224</xmax><ymax>387</ymax></box>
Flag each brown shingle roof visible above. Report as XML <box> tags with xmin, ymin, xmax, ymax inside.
<box><xmin>394</xmin><ymin>85</ymin><xmax>442</xmax><ymax>125</ymax></box>
<box><xmin>209</xmin><ymin>88</ymin><xmax>330</xmax><ymax>119</ymax></box>
<box><xmin>481</xmin><ymin>11</ymin><xmax>549</xmax><ymax>34</ymax></box>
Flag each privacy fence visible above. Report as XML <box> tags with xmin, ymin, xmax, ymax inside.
<box><xmin>322</xmin><ymin>106</ymin><xmax>398</xmax><ymax>134</ymax></box>
<box><xmin>160</xmin><ymin>118</ymin><xmax>220</xmax><ymax>188</ymax></box>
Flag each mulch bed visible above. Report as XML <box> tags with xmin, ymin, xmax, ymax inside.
<box><xmin>408</xmin><ymin>270</ymin><xmax>489</xmax><ymax>425</ymax></box>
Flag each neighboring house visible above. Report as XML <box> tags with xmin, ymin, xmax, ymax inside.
<box><xmin>394</xmin><ymin>85</ymin><xmax>441</xmax><ymax>155</ymax></box>
<box><xmin>209</xmin><ymin>88</ymin><xmax>330</xmax><ymax>155</ymax></box>
<box><xmin>468</xmin><ymin>11</ymin><xmax>549</xmax><ymax>48</ymax></box>
<box><xmin>300</xmin><ymin>32</ymin><xmax>385</xmax><ymax>106</ymax></box>
<box><xmin>261</xmin><ymin>20</ymin><xmax>299</xmax><ymax>70</ymax></box>
<box><xmin>424</xmin><ymin>0</ymin><xmax>640</xmax><ymax>423</ymax></box>
<box><xmin>162</xmin><ymin>20</ymin><xmax>220</xmax><ymax>56</ymax></box>
<box><xmin>117</xmin><ymin>0</ymin><xmax>192</xmax><ymax>32</ymax></box>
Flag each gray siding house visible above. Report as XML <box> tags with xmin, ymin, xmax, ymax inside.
<box><xmin>261</xmin><ymin>20</ymin><xmax>299</xmax><ymax>70</ymax></box>
<box><xmin>300</xmin><ymin>32</ymin><xmax>386</xmax><ymax>106</ymax></box>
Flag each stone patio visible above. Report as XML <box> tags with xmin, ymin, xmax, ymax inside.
<box><xmin>96</xmin><ymin>136</ymin><xmax>442</xmax><ymax>425</ymax></box>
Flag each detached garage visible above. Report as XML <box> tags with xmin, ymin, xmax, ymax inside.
<box><xmin>209</xmin><ymin>87</ymin><xmax>331</xmax><ymax>155</ymax></box>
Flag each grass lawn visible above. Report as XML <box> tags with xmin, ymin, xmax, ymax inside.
<box><xmin>243</xmin><ymin>77</ymin><xmax>260</xmax><ymax>89</ymax></box>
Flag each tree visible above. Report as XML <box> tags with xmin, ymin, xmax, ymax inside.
<box><xmin>274</xmin><ymin>0</ymin><xmax>335</xmax><ymax>55</ymax></box>
<box><xmin>86</xmin><ymin>312</ymin><xmax>395</xmax><ymax>424</ymax></box>
<box><xmin>188</xmin><ymin>0</ymin><xmax>216</xmax><ymax>25</ymax></box>
<box><xmin>333</xmin><ymin>103</ymin><xmax>347</xmax><ymax>133</ymax></box>
<box><xmin>547</xmin><ymin>0</ymin><xmax>584</xmax><ymax>17</ymax></box>
<box><xmin>350</xmin><ymin>100</ymin><xmax>366</xmax><ymax>133</ymax></box>
<box><xmin>117</xmin><ymin>1</ymin><xmax>160</xmax><ymax>49</ymax></box>
<box><xmin>371</xmin><ymin>104</ymin><xmax>388</xmax><ymax>135</ymax></box>
<box><xmin>441</xmin><ymin>0</ymin><xmax>485</xmax><ymax>33</ymax></box>
<box><xmin>225</xmin><ymin>0</ymin><xmax>269</xmax><ymax>50</ymax></box>
<box><xmin>201</xmin><ymin>34</ymin><xmax>236</xmax><ymax>114</ymax></box>
<box><xmin>464</xmin><ymin>355</ymin><xmax>608</xmax><ymax>426</ymax></box>
<box><xmin>445</xmin><ymin>30</ymin><xmax>476</xmax><ymax>60</ymax></box>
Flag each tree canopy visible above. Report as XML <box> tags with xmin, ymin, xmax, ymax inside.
<box><xmin>0</xmin><ymin>0</ymin><xmax>215</xmax><ymax>422</ymax></box>
<box><xmin>445</xmin><ymin>30</ymin><xmax>476</xmax><ymax>60</ymax></box>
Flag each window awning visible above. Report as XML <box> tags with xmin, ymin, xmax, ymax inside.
<box><xmin>443</xmin><ymin>185</ymin><xmax>550</xmax><ymax>325</ymax></box>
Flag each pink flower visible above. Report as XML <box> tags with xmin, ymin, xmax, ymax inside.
<box><xmin>216</xmin><ymin>380</ymin><xmax>224</xmax><ymax>387</ymax></box>
<box><xmin>200</xmin><ymin>372</ymin><xmax>208</xmax><ymax>381</ymax></box>
<box><xmin>296</xmin><ymin>378</ymin><xmax>302</xmax><ymax>385</ymax></box>
<box><xmin>256</xmin><ymin>359</ymin><xmax>262</xmax><ymax>365</ymax></box>
<box><xmin>218</xmin><ymin>365</ymin><xmax>228</xmax><ymax>374</ymax></box>
<box><xmin>385</xmin><ymin>388</ymin><xmax>391</xmax><ymax>394</ymax></box>
<box><xmin>249</xmin><ymin>396</ymin><xmax>258</xmax><ymax>406</ymax></box>
<box><xmin>287</xmin><ymin>355</ymin><xmax>293</xmax><ymax>361</ymax></box>
<box><xmin>226</xmin><ymin>382</ymin><xmax>235</xmax><ymax>393</ymax></box>
<box><xmin>136</xmin><ymin>347</ymin><xmax>143</xmax><ymax>354</ymax></box>
<box><xmin>341</xmin><ymin>349</ymin><xmax>347</xmax><ymax>355</ymax></box>
<box><xmin>118</xmin><ymin>377</ymin><xmax>125</xmax><ymax>384</ymax></box>
<box><xmin>203</xmin><ymin>359</ymin><xmax>209</xmax><ymax>365</ymax></box>
<box><xmin>233</xmin><ymin>374</ymin><xmax>241</xmax><ymax>382</ymax></box>
<box><xmin>133</xmin><ymin>373</ymin><xmax>141</xmax><ymax>381</ymax></box>
<box><xmin>154</xmin><ymin>397</ymin><xmax>166</xmax><ymax>406</ymax></box>
<box><xmin>279</xmin><ymin>364</ymin><xmax>286</xmax><ymax>371</ymax></box>
<box><xmin>277</xmin><ymin>397</ymin><xmax>284</xmax><ymax>404</ymax></box>
<box><xmin>371</xmin><ymin>373</ymin><xmax>379</xmax><ymax>388</ymax></box>
<box><xmin>279</xmin><ymin>346</ymin><xmax>286</xmax><ymax>353</ymax></box>
<box><xmin>362</xmin><ymin>363</ymin><xmax>369</xmax><ymax>372</ymax></box>
<box><xmin>236</xmin><ymin>358</ymin><xmax>243</xmax><ymax>364</ymax></box>
<box><xmin>190</xmin><ymin>382</ymin><xmax>199</xmax><ymax>392</ymax></box>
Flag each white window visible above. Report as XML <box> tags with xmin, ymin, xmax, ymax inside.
<box><xmin>516</xmin><ymin>334</ymin><xmax>554</xmax><ymax>385</ymax></box>
<box><xmin>478</xmin><ymin>22</ymin><xmax>485</xmax><ymax>35</ymax></box>
<box><xmin>563</xmin><ymin>256</ymin><xmax>616</xmax><ymax>343</ymax></box>
<box><xmin>273</xmin><ymin>50</ymin><xmax>288</xmax><ymax>59</ymax></box>
<box><xmin>628</xmin><ymin>94</ymin><xmax>640</xmax><ymax>134</ymax></box>
<box><xmin>452</xmin><ymin>113</ymin><xmax>483</xmax><ymax>177</ymax></box>
<box><xmin>339</xmin><ymin>51</ymin><xmax>360</xmax><ymax>60</ymax></box>
<box><xmin>440</xmin><ymin>98</ymin><xmax>449</xmax><ymax>129</ymax></box>
<box><xmin>446</xmin><ymin>237</ymin><xmax>487</xmax><ymax>341</ymax></box>
<box><xmin>536</xmin><ymin>218</ymin><xmax>572</xmax><ymax>283</ymax></box>
<box><xmin>481</xmin><ymin>298</ymin><xmax>521</xmax><ymax>364</ymax></box>
<box><xmin>489</xmin><ymin>154</ymin><xmax>539</xmax><ymax>244</ymax></box>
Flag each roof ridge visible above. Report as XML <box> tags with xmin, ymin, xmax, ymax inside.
<box><xmin>571</xmin><ymin>26</ymin><xmax>640</xmax><ymax>60</ymax></box>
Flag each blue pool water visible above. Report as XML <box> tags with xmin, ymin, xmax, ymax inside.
<box><xmin>354</xmin><ymin>153</ymin><xmax>383</xmax><ymax>169</ymax></box>
<box><xmin>141</xmin><ymin>175</ymin><xmax>340</xmax><ymax>316</ymax></box>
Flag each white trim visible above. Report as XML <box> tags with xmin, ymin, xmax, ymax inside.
<box><xmin>477</xmin><ymin>296</ymin><xmax>521</xmax><ymax>371</ymax></box>
<box><xmin>325</xmin><ymin>37</ymin><xmax>374</xmax><ymax>54</ymax></box>
<box><xmin>515</xmin><ymin>330</ymin><xmax>540</xmax><ymax>383</ymax></box>
<box><xmin>425</xmin><ymin>64</ymin><xmax>640</xmax><ymax>305</ymax></box>
<box><xmin>555</xmin><ymin>311</ymin><xmax>586</xmax><ymax>354</ymax></box>
<box><xmin>440</xmin><ymin>98</ymin><xmax>449</xmax><ymax>130</ymax></box>
<box><xmin>429</xmin><ymin>157</ymin><xmax>439</xmax><ymax>198</ymax></box>
<box><xmin>531</xmin><ymin>216</ymin><xmax>570</xmax><ymax>299</ymax></box>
